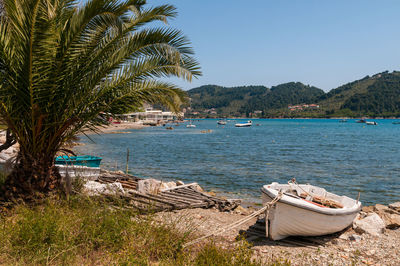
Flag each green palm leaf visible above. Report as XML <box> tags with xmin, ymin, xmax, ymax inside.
<box><xmin>0</xmin><ymin>0</ymin><xmax>201</xmax><ymax>200</ymax></box>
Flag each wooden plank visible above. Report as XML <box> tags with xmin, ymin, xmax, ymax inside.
<box><xmin>157</xmin><ymin>194</ymin><xmax>202</xmax><ymax>205</ymax></box>
<box><xmin>155</xmin><ymin>196</ymin><xmax>193</xmax><ymax>206</ymax></box>
<box><xmin>161</xmin><ymin>183</ymin><xmax>199</xmax><ymax>192</ymax></box>
<box><xmin>163</xmin><ymin>191</ymin><xmax>213</xmax><ymax>202</ymax></box>
<box><xmin>169</xmin><ymin>189</ymin><xmax>211</xmax><ymax>199</ymax></box>
<box><xmin>126</xmin><ymin>190</ymin><xmax>183</xmax><ymax>208</ymax></box>
<box><xmin>160</xmin><ymin>192</ymin><xmax>205</xmax><ymax>202</ymax></box>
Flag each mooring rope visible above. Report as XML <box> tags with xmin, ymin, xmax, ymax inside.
<box><xmin>183</xmin><ymin>191</ymin><xmax>283</xmax><ymax>248</ymax></box>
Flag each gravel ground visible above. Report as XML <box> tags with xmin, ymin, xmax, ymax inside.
<box><xmin>156</xmin><ymin>208</ymin><xmax>400</xmax><ymax>265</ymax></box>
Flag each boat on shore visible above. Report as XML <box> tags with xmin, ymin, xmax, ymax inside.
<box><xmin>235</xmin><ymin>120</ymin><xmax>252</xmax><ymax>127</ymax></box>
<box><xmin>366</xmin><ymin>121</ymin><xmax>377</xmax><ymax>125</ymax></box>
<box><xmin>261</xmin><ymin>181</ymin><xmax>361</xmax><ymax>240</ymax></box>
<box><xmin>55</xmin><ymin>155</ymin><xmax>102</xmax><ymax>167</ymax></box>
<box><xmin>55</xmin><ymin>155</ymin><xmax>102</xmax><ymax>179</ymax></box>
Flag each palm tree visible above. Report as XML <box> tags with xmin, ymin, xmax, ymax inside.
<box><xmin>0</xmin><ymin>0</ymin><xmax>201</xmax><ymax>201</ymax></box>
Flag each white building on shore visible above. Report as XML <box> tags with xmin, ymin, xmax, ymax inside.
<box><xmin>118</xmin><ymin>106</ymin><xmax>183</xmax><ymax>125</ymax></box>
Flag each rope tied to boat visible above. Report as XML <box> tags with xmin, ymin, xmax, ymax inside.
<box><xmin>183</xmin><ymin>191</ymin><xmax>283</xmax><ymax>248</ymax></box>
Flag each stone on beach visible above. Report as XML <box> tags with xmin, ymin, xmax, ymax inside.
<box><xmin>388</xmin><ymin>202</ymin><xmax>400</xmax><ymax>212</ymax></box>
<box><xmin>83</xmin><ymin>180</ymin><xmax>124</xmax><ymax>196</ymax></box>
<box><xmin>353</xmin><ymin>212</ymin><xmax>385</xmax><ymax>236</ymax></box>
<box><xmin>373</xmin><ymin>204</ymin><xmax>400</xmax><ymax>229</ymax></box>
<box><xmin>176</xmin><ymin>180</ymin><xmax>185</xmax><ymax>186</ymax></box>
<box><xmin>137</xmin><ymin>178</ymin><xmax>162</xmax><ymax>194</ymax></box>
<box><xmin>159</xmin><ymin>181</ymin><xmax>177</xmax><ymax>190</ymax></box>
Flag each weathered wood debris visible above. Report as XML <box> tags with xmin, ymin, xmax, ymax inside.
<box><xmin>95</xmin><ymin>170</ymin><xmax>241</xmax><ymax>212</ymax></box>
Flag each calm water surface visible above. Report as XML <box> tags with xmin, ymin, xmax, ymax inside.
<box><xmin>76</xmin><ymin>119</ymin><xmax>400</xmax><ymax>205</ymax></box>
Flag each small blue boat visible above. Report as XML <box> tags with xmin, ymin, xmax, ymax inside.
<box><xmin>55</xmin><ymin>155</ymin><xmax>102</xmax><ymax>168</ymax></box>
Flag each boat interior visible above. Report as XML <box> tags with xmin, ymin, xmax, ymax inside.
<box><xmin>267</xmin><ymin>182</ymin><xmax>357</xmax><ymax>209</ymax></box>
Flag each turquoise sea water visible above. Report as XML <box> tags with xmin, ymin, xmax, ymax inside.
<box><xmin>76</xmin><ymin>119</ymin><xmax>400</xmax><ymax>205</ymax></box>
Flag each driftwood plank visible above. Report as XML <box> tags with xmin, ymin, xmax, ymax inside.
<box><xmin>159</xmin><ymin>194</ymin><xmax>204</xmax><ymax>204</ymax></box>
<box><xmin>160</xmin><ymin>183</ymin><xmax>199</xmax><ymax>192</ymax></box>
<box><xmin>127</xmin><ymin>191</ymin><xmax>183</xmax><ymax>208</ymax></box>
<box><xmin>164</xmin><ymin>191</ymin><xmax>214</xmax><ymax>203</ymax></box>
<box><xmin>155</xmin><ymin>196</ymin><xmax>193</xmax><ymax>206</ymax></box>
<box><xmin>157</xmin><ymin>195</ymin><xmax>201</xmax><ymax>205</ymax></box>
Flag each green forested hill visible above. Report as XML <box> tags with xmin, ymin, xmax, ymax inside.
<box><xmin>188</xmin><ymin>82</ymin><xmax>324</xmax><ymax>117</ymax></box>
<box><xmin>186</xmin><ymin>71</ymin><xmax>400</xmax><ymax>118</ymax></box>
<box><xmin>340</xmin><ymin>72</ymin><xmax>400</xmax><ymax>116</ymax></box>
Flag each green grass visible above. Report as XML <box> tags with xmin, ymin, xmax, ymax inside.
<box><xmin>0</xmin><ymin>194</ymin><xmax>282</xmax><ymax>265</ymax></box>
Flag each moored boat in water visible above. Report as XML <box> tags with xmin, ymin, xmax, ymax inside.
<box><xmin>217</xmin><ymin>120</ymin><xmax>227</xmax><ymax>125</ymax></box>
<box><xmin>235</xmin><ymin>120</ymin><xmax>252</xmax><ymax>127</ymax></box>
<box><xmin>366</xmin><ymin>121</ymin><xmax>378</xmax><ymax>125</ymax></box>
<box><xmin>261</xmin><ymin>181</ymin><xmax>361</xmax><ymax>240</ymax></box>
<box><xmin>186</xmin><ymin>120</ymin><xmax>196</xmax><ymax>128</ymax></box>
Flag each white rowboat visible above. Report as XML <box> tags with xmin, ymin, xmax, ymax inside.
<box><xmin>261</xmin><ymin>182</ymin><xmax>361</xmax><ymax>240</ymax></box>
<box><xmin>235</xmin><ymin>120</ymin><xmax>252</xmax><ymax>127</ymax></box>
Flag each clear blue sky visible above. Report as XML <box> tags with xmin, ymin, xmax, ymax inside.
<box><xmin>150</xmin><ymin>0</ymin><xmax>400</xmax><ymax>92</ymax></box>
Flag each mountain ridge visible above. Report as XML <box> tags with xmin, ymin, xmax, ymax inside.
<box><xmin>186</xmin><ymin>71</ymin><xmax>400</xmax><ymax>118</ymax></box>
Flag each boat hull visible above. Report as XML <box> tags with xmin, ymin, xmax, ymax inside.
<box><xmin>235</xmin><ymin>123</ymin><xmax>252</xmax><ymax>127</ymax></box>
<box><xmin>261</xmin><ymin>188</ymin><xmax>360</xmax><ymax>240</ymax></box>
<box><xmin>55</xmin><ymin>155</ymin><xmax>102</xmax><ymax>168</ymax></box>
<box><xmin>56</xmin><ymin>165</ymin><xmax>100</xmax><ymax>180</ymax></box>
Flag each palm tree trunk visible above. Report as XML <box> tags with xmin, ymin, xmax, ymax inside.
<box><xmin>0</xmin><ymin>151</ymin><xmax>61</xmax><ymax>202</ymax></box>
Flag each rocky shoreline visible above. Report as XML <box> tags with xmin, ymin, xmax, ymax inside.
<box><xmin>157</xmin><ymin>201</ymin><xmax>400</xmax><ymax>265</ymax></box>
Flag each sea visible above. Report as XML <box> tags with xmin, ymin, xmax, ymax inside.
<box><xmin>75</xmin><ymin>119</ymin><xmax>400</xmax><ymax>206</ymax></box>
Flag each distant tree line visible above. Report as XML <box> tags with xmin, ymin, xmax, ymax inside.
<box><xmin>187</xmin><ymin>71</ymin><xmax>400</xmax><ymax>118</ymax></box>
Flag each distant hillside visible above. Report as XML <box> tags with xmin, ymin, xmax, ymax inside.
<box><xmin>323</xmin><ymin>71</ymin><xmax>400</xmax><ymax>117</ymax></box>
<box><xmin>187</xmin><ymin>83</ymin><xmax>324</xmax><ymax>117</ymax></box>
<box><xmin>186</xmin><ymin>71</ymin><xmax>400</xmax><ymax>118</ymax></box>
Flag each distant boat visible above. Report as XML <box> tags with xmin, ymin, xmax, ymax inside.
<box><xmin>339</xmin><ymin>119</ymin><xmax>347</xmax><ymax>123</ymax></box>
<box><xmin>366</xmin><ymin>121</ymin><xmax>378</xmax><ymax>125</ymax></box>
<box><xmin>186</xmin><ymin>120</ymin><xmax>196</xmax><ymax>128</ymax></box>
<box><xmin>261</xmin><ymin>182</ymin><xmax>361</xmax><ymax>240</ymax></box>
<box><xmin>392</xmin><ymin>121</ymin><xmax>400</xmax><ymax>125</ymax></box>
<box><xmin>166</xmin><ymin>126</ymin><xmax>173</xmax><ymax>130</ymax></box>
<box><xmin>356</xmin><ymin>119</ymin><xmax>366</xmax><ymax>123</ymax></box>
<box><xmin>217</xmin><ymin>120</ymin><xmax>227</xmax><ymax>125</ymax></box>
<box><xmin>235</xmin><ymin>120</ymin><xmax>252</xmax><ymax>127</ymax></box>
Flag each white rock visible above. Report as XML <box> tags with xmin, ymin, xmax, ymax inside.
<box><xmin>353</xmin><ymin>212</ymin><xmax>385</xmax><ymax>236</ymax></box>
<box><xmin>137</xmin><ymin>178</ymin><xmax>162</xmax><ymax>194</ymax></box>
<box><xmin>84</xmin><ymin>181</ymin><xmax>124</xmax><ymax>196</ymax></box>
<box><xmin>159</xmin><ymin>181</ymin><xmax>176</xmax><ymax>190</ymax></box>
<box><xmin>388</xmin><ymin>202</ymin><xmax>400</xmax><ymax>212</ymax></box>
<box><xmin>191</xmin><ymin>183</ymin><xmax>204</xmax><ymax>192</ymax></box>
<box><xmin>176</xmin><ymin>180</ymin><xmax>185</xmax><ymax>186</ymax></box>
<box><xmin>349</xmin><ymin>234</ymin><xmax>362</xmax><ymax>242</ymax></box>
